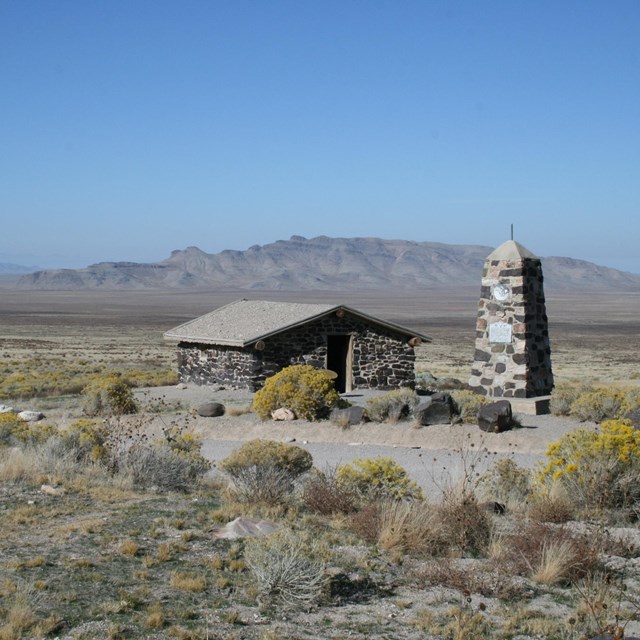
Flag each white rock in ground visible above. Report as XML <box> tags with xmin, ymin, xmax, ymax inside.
<box><xmin>210</xmin><ymin>516</ymin><xmax>278</xmax><ymax>539</ymax></box>
<box><xmin>0</xmin><ymin>405</ymin><xmax>14</xmax><ymax>413</ymax></box>
<box><xmin>271</xmin><ymin>408</ymin><xmax>295</xmax><ymax>421</ymax></box>
<box><xmin>41</xmin><ymin>484</ymin><xmax>64</xmax><ymax>496</ymax></box>
<box><xmin>18</xmin><ymin>411</ymin><xmax>45</xmax><ymax>422</ymax></box>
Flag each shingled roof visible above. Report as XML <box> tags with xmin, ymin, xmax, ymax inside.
<box><xmin>164</xmin><ymin>299</ymin><xmax>431</xmax><ymax>347</ymax></box>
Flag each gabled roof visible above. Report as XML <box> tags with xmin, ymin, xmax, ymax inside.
<box><xmin>164</xmin><ymin>299</ymin><xmax>431</xmax><ymax>347</ymax></box>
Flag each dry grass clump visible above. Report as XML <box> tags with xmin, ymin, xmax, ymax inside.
<box><xmin>496</xmin><ymin>522</ymin><xmax>600</xmax><ymax>585</ymax></box>
<box><xmin>376</xmin><ymin>499</ymin><xmax>448</xmax><ymax>555</ymax></box>
<box><xmin>244</xmin><ymin>529</ymin><xmax>327</xmax><ymax>608</ymax></box>
<box><xmin>364</xmin><ymin>388</ymin><xmax>419</xmax><ymax>423</ymax></box>
<box><xmin>450</xmin><ymin>389</ymin><xmax>488</xmax><ymax>423</ymax></box>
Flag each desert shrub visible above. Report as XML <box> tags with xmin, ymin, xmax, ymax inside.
<box><xmin>244</xmin><ymin>529</ymin><xmax>327</xmax><ymax>608</ymax></box>
<box><xmin>450</xmin><ymin>390</ymin><xmax>488</xmax><ymax>423</ymax></box>
<box><xmin>58</xmin><ymin>418</ymin><xmax>109</xmax><ymax>463</ymax></box>
<box><xmin>550</xmin><ymin>382</ymin><xmax>584</xmax><ymax>416</ymax></box>
<box><xmin>252</xmin><ymin>365</ymin><xmax>340</xmax><ymax>421</ymax></box>
<box><xmin>0</xmin><ymin>412</ymin><xmax>55</xmax><ymax>447</ymax></box>
<box><xmin>303</xmin><ymin>467</ymin><xmax>356</xmax><ymax>515</ymax></box>
<box><xmin>82</xmin><ymin>373</ymin><xmax>138</xmax><ymax>417</ymax></box>
<box><xmin>571</xmin><ymin>388</ymin><xmax>626</xmax><ymax>422</ymax></box>
<box><xmin>537</xmin><ymin>419</ymin><xmax>640</xmax><ymax>511</ymax></box>
<box><xmin>336</xmin><ymin>456</ymin><xmax>423</xmax><ymax>501</ymax></box>
<box><xmin>118</xmin><ymin>442</ymin><xmax>210</xmax><ymax>492</ymax></box>
<box><xmin>478</xmin><ymin>458</ymin><xmax>531</xmax><ymax>507</ymax></box>
<box><xmin>220</xmin><ymin>439</ymin><xmax>313</xmax><ymax>505</ymax></box>
<box><xmin>364</xmin><ymin>389</ymin><xmax>419</xmax><ymax>423</ymax></box>
<box><xmin>438</xmin><ymin>487</ymin><xmax>492</xmax><ymax>555</ymax></box>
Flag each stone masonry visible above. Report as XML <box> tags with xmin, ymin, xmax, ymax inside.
<box><xmin>176</xmin><ymin>311</ymin><xmax>417</xmax><ymax>391</ymax></box>
<box><xmin>468</xmin><ymin>240</ymin><xmax>554</xmax><ymax>398</ymax></box>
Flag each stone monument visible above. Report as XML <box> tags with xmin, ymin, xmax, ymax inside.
<box><xmin>469</xmin><ymin>239</ymin><xmax>553</xmax><ymax>413</ymax></box>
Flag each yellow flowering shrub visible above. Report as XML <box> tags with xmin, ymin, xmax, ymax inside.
<box><xmin>0</xmin><ymin>412</ymin><xmax>55</xmax><ymax>446</ymax></box>
<box><xmin>337</xmin><ymin>456</ymin><xmax>423</xmax><ymax>501</ymax></box>
<box><xmin>82</xmin><ymin>373</ymin><xmax>138</xmax><ymax>416</ymax></box>
<box><xmin>252</xmin><ymin>365</ymin><xmax>340</xmax><ymax>421</ymax></box>
<box><xmin>221</xmin><ymin>439</ymin><xmax>313</xmax><ymax>478</ymax></box>
<box><xmin>538</xmin><ymin>420</ymin><xmax>640</xmax><ymax>510</ymax></box>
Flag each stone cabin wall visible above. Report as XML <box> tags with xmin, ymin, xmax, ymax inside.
<box><xmin>176</xmin><ymin>312</ymin><xmax>416</xmax><ymax>391</ymax></box>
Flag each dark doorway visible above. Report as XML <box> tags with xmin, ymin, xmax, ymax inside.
<box><xmin>327</xmin><ymin>335</ymin><xmax>352</xmax><ymax>393</ymax></box>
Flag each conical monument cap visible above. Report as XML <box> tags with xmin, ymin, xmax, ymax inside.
<box><xmin>486</xmin><ymin>240</ymin><xmax>538</xmax><ymax>261</ymax></box>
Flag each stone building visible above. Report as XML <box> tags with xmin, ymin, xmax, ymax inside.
<box><xmin>164</xmin><ymin>299</ymin><xmax>430</xmax><ymax>392</ymax></box>
<box><xmin>469</xmin><ymin>240</ymin><xmax>554</xmax><ymax>401</ymax></box>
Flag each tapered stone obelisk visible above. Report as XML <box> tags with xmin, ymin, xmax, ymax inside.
<box><xmin>469</xmin><ymin>240</ymin><xmax>553</xmax><ymax>411</ymax></box>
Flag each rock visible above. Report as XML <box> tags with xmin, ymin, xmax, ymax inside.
<box><xmin>196</xmin><ymin>402</ymin><xmax>225</xmax><ymax>417</ymax></box>
<box><xmin>478</xmin><ymin>400</ymin><xmax>514</xmax><ymax>433</ymax></box>
<box><xmin>41</xmin><ymin>484</ymin><xmax>64</xmax><ymax>496</ymax></box>
<box><xmin>210</xmin><ymin>516</ymin><xmax>278</xmax><ymax>539</ymax></box>
<box><xmin>414</xmin><ymin>393</ymin><xmax>454</xmax><ymax>426</ymax></box>
<box><xmin>388</xmin><ymin>401</ymin><xmax>411</xmax><ymax>422</ymax></box>
<box><xmin>0</xmin><ymin>405</ymin><xmax>14</xmax><ymax>413</ymax></box>
<box><xmin>283</xmin><ymin>437</ymin><xmax>296</xmax><ymax>443</ymax></box>
<box><xmin>18</xmin><ymin>411</ymin><xmax>45</xmax><ymax>422</ymax></box>
<box><xmin>330</xmin><ymin>406</ymin><xmax>365</xmax><ymax>426</ymax></box>
<box><xmin>271</xmin><ymin>408</ymin><xmax>296</xmax><ymax>421</ymax></box>
<box><xmin>176</xmin><ymin>383</ymin><xmax>187</xmax><ymax>390</ymax></box>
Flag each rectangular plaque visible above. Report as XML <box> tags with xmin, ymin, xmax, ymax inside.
<box><xmin>489</xmin><ymin>321</ymin><xmax>512</xmax><ymax>344</ymax></box>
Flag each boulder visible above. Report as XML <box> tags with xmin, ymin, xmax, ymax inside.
<box><xmin>176</xmin><ymin>383</ymin><xmax>187</xmax><ymax>390</ymax></box>
<box><xmin>18</xmin><ymin>411</ymin><xmax>45</xmax><ymax>422</ymax></box>
<box><xmin>271</xmin><ymin>408</ymin><xmax>296</xmax><ymax>421</ymax></box>
<box><xmin>330</xmin><ymin>406</ymin><xmax>366</xmax><ymax>426</ymax></box>
<box><xmin>478</xmin><ymin>400</ymin><xmax>513</xmax><ymax>433</ymax></box>
<box><xmin>0</xmin><ymin>405</ymin><xmax>14</xmax><ymax>414</ymax></box>
<box><xmin>414</xmin><ymin>393</ymin><xmax>454</xmax><ymax>426</ymax></box>
<box><xmin>196</xmin><ymin>402</ymin><xmax>225</xmax><ymax>418</ymax></box>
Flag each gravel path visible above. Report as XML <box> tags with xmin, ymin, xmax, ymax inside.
<box><xmin>135</xmin><ymin>385</ymin><xmax>597</xmax><ymax>497</ymax></box>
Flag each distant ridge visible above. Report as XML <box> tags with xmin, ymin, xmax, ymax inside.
<box><xmin>15</xmin><ymin>236</ymin><xmax>640</xmax><ymax>292</ymax></box>
<box><xmin>0</xmin><ymin>262</ymin><xmax>40</xmax><ymax>275</ymax></box>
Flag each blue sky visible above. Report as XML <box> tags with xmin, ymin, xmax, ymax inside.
<box><xmin>2</xmin><ymin>1</ymin><xmax>639</xmax><ymax>272</ymax></box>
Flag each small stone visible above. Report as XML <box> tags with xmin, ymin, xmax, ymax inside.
<box><xmin>271</xmin><ymin>408</ymin><xmax>296</xmax><ymax>421</ymax></box>
<box><xmin>0</xmin><ymin>405</ymin><xmax>14</xmax><ymax>413</ymax></box>
<box><xmin>176</xmin><ymin>383</ymin><xmax>187</xmax><ymax>390</ymax></box>
<box><xmin>18</xmin><ymin>411</ymin><xmax>45</xmax><ymax>422</ymax></box>
<box><xmin>41</xmin><ymin>484</ymin><xmax>64</xmax><ymax>496</ymax></box>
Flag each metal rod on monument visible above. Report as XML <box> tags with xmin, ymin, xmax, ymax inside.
<box><xmin>511</xmin><ymin>224</ymin><xmax>514</xmax><ymax>241</ymax></box>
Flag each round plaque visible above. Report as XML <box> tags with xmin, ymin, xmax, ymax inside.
<box><xmin>493</xmin><ymin>283</ymin><xmax>511</xmax><ymax>302</ymax></box>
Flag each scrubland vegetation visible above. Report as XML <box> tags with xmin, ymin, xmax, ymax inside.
<box><xmin>1</xmin><ymin>292</ymin><xmax>640</xmax><ymax>638</ymax></box>
<box><xmin>1</xmin><ymin>371</ymin><xmax>640</xmax><ymax>639</ymax></box>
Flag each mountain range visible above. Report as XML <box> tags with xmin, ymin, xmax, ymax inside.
<box><xmin>13</xmin><ymin>236</ymin><xmax>640</xmax><ymax>292</ymax></box>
